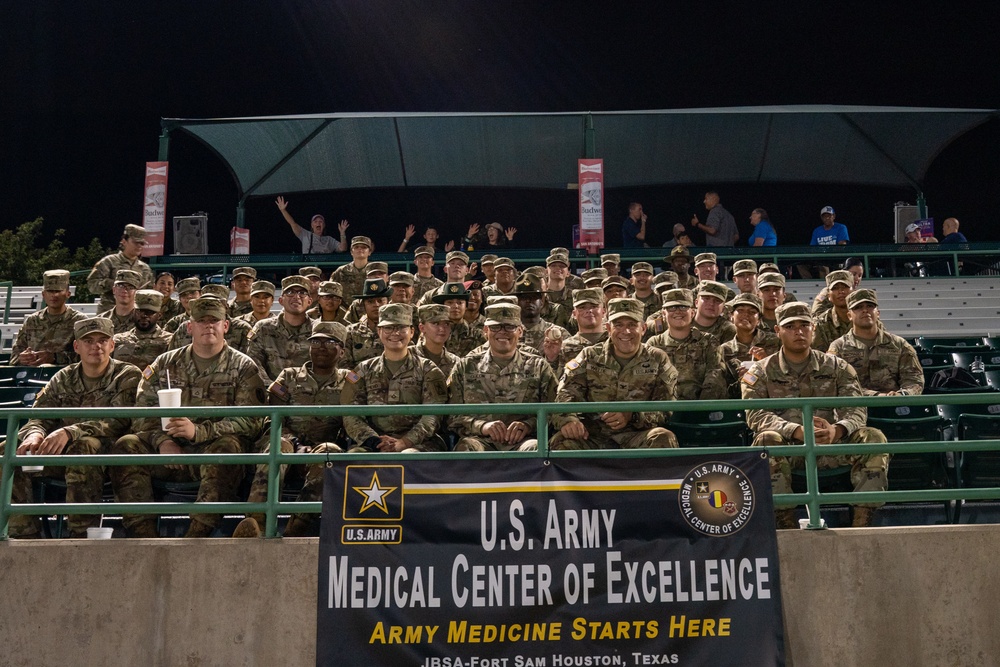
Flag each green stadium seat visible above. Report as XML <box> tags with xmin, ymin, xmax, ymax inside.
<box><xmin>983</xmin><ymin>337</ymin><xmax>1000</xmax><ymax>350</ymax></box>
<box><xmin>668</xmin><ymin>409</ymin><xmax>749</xmax><ymax>447</ymax></box>
<box><xmin>953</xmin><ymin>352</ymin><xmax>1000</xmax><ymax>371</ymax></box>
<box><xmin>916</xmin><ymin>353</ymin><xmax>954</xmax><ymax>368</ymax></box>
<box><xmin>0</xmin><ymin>366</ymin><xmax>33</xmax><ymax>386</ymax></box>
<box><xmin>916</xmin><ymin>336</ymin><xmax>991</xmax><ymax>352</ymax></box>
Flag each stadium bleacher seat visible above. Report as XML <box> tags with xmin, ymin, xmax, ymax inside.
<box><xmin>915</xmin><ymin>336</ymin><xmax>991</xmax><ymax>352</ymax></box>
<box><xmin>668</xmin><ymin>409</ymin><xmax>749</xmax><ymax>447</ymax></box>
<box><xmin>953</xmin><ymin>351</ymin><xmax>1000</xmax><ymax>371</ymax></box>
<box><xmin>0</xmin><ymin>367</ymin><xmax>34</xmax><ymax>386</ymax></box>
<box><xmin>917</xmin><ymin>352</ymin><xmax>954</xmax><ymax>368</ymax></box>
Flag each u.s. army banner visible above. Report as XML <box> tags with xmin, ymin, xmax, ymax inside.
<box><xmin>317</xmin><ymin>453</ymin><xmax>785</xmax><ymax>667</ymax></box>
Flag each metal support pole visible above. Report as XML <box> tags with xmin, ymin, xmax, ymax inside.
<box><xmin>917</xmin><ymin>191</ymin><xmax>927</xmax><ymax>219</ymax></box>
<box><xmin>236</xmin><ymin>199</ymin><xmax>246</xmax><ymax>230</ymax></box>
<box><xmin>158</xmin><ymin>129</ymin><xmax>170</xmax><ymax>162</ymax></box>
<box><xmin>584</xmin><ymin>114</ymin><xmax>595</xmax><ymax>159</ymax></box>
<box><xmin>264</xmin><ymin>411</ymin><xmax>283</xmax><ymax>538</ymax></box>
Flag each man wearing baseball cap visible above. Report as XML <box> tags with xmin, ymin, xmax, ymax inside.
<box><xmin>431</xmin><ymin>282</ymin><xmax>486</xmax><ymax>357</ymax></box>
<box><xmin>87</xmin><ymin>223</ymin><xmax>155</xmax><ymax>310</ymax></box>
<box><xmin>275</xmin><ymin>195</ymin><xmax>347</xmax><ymax>254</ymax></box>
<box><xmin>412</xmin><ymin>245</ymin><xmax>443</xmax><ymax>302</ymax></box>
<box><xmin>550</xmin><ymin>298</ymin><xmax>678</xmax><ymax>450</ymax></box>
<box><xmin>720</xmin><ymin>292</ymin><xmax>779</xmax><ymax>398</ymax></box>
<box><xmin>742</xmin><ymin>301</ymin><xmax>889</xmax><ymax>528</ymax></box>
<box><xmin>341</xmin><ymin>278</ymin><xmax>391</xmax><ymax>369</ymax></box>
<box><xmin>9</xmin><ymin>269</ymin><xmax>88</xmax><ymax>366</ymax></box>
<box><xmin>513</xmin><ymin>274</ymin><xmax>569</xmax><ymax>361</ymax></box>
<box><xmin>410</xmin><ymin>304</ymin><xmax>460</xmax><ymax>378</ymax></box>
<box><xmin>647</xmin><ymin>289</ymin><xmax>728</xmax><ymax>401</ymax></box>
<box><xmin>163</xmin><ymin>277</ymin><xmax>202</xmax><ymax>333</ymax></box>
<box><xmin>812</xmin><ymin>270</ymin><xmax>855</xmax><ymax>352</ymax></box>
<box><xmin>555</xmin><ymin>288</ymin><xmax>609</xmax><ymax>368</ymax></box>
<box><xmin>732</xmin><ymin>259</ymin><xmax>759</xmax><ymax>295</ymax></box>
<box><xmin>228</xmin><ymin>266</ymin><xmax>258</xmax><ymax>317</ymax></box>
<box><xmin>330</xmin><ymin>235</ymin><xmax>373</xmax><ymax>301</ymax></box>
<box><xmin>692</xmin><ymin>280</ymin><xmax>737</xmax><ymax>343</ymax></box>
<box><xmin>98</xmin><ymin>269</ymin><xmax>143</xmax><ymax>334</ymax></box>
<box><xmin>112</xmin><ymin>289</ymin><xmax>173</xmax><ymax>368</ymax></box>
<box><xmin>629</xmin><ymin>261</ymin><xmax>661</xmax><ymax>319</ymax></box>
<box><xmin>481</xmin><ymin>257</ymin><xmax>517</xmax><ymax>298</ymax></box>
<box><xmin>246</xmin><ymin>275</ymin><xmax>315</xmax><ymax>381</ymax></box>
<box><xmin>238</xmin><ymin>280</ymin><xmax>276</xmax><ymax>325</ymax></box>
<box><xmin>6</xmin><ymin>318</ymin><xmax>141</xmax><ymax>538</ymax></box>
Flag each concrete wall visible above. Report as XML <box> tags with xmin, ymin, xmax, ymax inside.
<box><xmin>2</xmin><ymin>526</ymin><xmax>999</xmax><ymax>667</ymax></box>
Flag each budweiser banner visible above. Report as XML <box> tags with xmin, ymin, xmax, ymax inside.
<box><xmin>230</xmin><ymin>227</ymin><xmax>250</xmax><ymax>254</ymax></box>
<box><xmin>578</xmin><ymin>159</ymin><xmax>604</xmax><ymax>251</ymax></box>
<box><xmin>141</xmin><ymin>162</ymin><xmax>168</xmax><ymax>257</ymax></box>
<box><xmin>317</xmin><ymin>453</ymin><xmax>785</xmax><ymax>666</ymax></box>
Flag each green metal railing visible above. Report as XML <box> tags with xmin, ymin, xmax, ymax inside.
<box><xmin>3</xmin><ymin>392</ymin><xmax>1000</xmax><ymax>538</ymax></box>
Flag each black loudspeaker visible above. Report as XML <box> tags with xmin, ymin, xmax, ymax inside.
<box><xmin>173</xmin><ymin>214</ymin><xmax>208</xmax><ymax>254</ymax></box>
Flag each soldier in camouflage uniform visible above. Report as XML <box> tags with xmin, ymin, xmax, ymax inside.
<box><xmin>9</xmin><ymin>269</ymin><xmax>88</xmax><ymax>366</ymax></box>
<box><xmin>169</xmin><ymin>283</ymin><xmax>253</xmax><ymax>354</ymax></box>
<box><xmin>827</xmin><ymin>289</ymin><xmax>924</xmax><ymax>396</ymax></box>
<box><xmin>732</xmin><ymin>259</ymin><xmax>758</xmax><ymax>295</ymax></box>
<box><xmin>344</xmin><ymin>262</ymin><xmax>389</xmax><ymax>323</ymax></box>
<box><xmin>601</xmin><ymin>276</ymin><xmax>629</xmax><ymax>303</ymax></box>
<box><xmin>410</xmin><ymin>304</ymin><xmax>461</xmax><ymax>378</ymax></box>
<box><xmin>110</xmin><ymin>298</ymin><xmax>269</xmax><ymax>538</ymax></box>
<box><xmin>448</xmin><ymin>304</ymin><xmax>558</xmax><ymax>451</ymax></box>
<box><xmin>692</xmin><ymin>280</ymin><xmax>738</xmax><ymax>342</ymax></box>
<box><xmin>643</xmin><ymin>278</ymin><xmax>681</xmax><ymax>339</ymax></box>
<box><xmin>87</xmin><ymin>223</ymin><xmax>155</xmax><ymax>310</ymax></box>
<box><xmin>600</xmin><ymin>254</ymin><xmax>621</xmax><ymax>278</ymax></box>
<box><xmin>464</xmin><ymin>280</ymin><xmax>487</xmax><ymax>331</ymax></box>
<box><xmin>720</xmin><ymin>292</ymin><xmax>780</xmax><ymax>398</ymax></box>
<box><xmin>555</xmin><ymin>288</ymin><xmax>609</xmax><ymax>371</ymax></box>
<box><xmin>307</xmin><ymin>280</ymin><xmax>348</xmax><ymax>324</ymax></box>
<box><xmin>298</xmin><ymin>266</ymin><xmax>323</xmax><ymax>300</ymax></box>
<box><xmin>549</xmin><ymin>248</ymin><xmax>584</xmax><ymax>291</ymax></box>
<box><xmin>246</xmin><ymin>276</ymin><xmax>314</xmax><ymax>380</ymax></box>
<box><xmin>667</xmin><ymin>246</ymin><xmax>699</xmax><ymax>290</ymax></box>
<box><xmin>329</xmin><ymin>235</ymin><xmax>373</xmax><ymax>303</ymax></box>
<box><xmin>233</xmin><ymin>320</ymin><xmax>351</xmax><ymax>538</ymax></box>
<box><xmin>236</xmin><ymin>280</ymin><xmax>276</xmax><ymax>326</ymax></box>
<box><xmin>544</xmin><ymin>253</ymin><xmax>575</xmax><ymax>314</ymax></box>
<box><xmin>97</xmin><ymin>269</ymin><xmax>141</xmax><ymax>334</ymax></box>
<box><xmin>742</xmin><ymin>301</ymin><xmax>889</xmax><ymax>528</ymax></box>
<box><xmin>228</xmin><ymin>266</ymin><xmax>257</xmax><ymax>317</ymax></box>
<box><xmin>342</xmin><ymin>304</ymin><xmax>448</xmax><ymax>452</ymax></box>
<box><xmin>163</xmin><ymin>277</ymin><xmax>201</xmax><ymax>333</ymax></box>
<box><xmin>514</xmin><ymin>274</ymin><xmax>570</xmax><ymax>360</ymax></box>
<box><xmin>389</xmin><ymin>271</ymin><xmax>416</xmax><ymax>305</ymax></box>
<box><xmin>412</xmin><ymin>245</ymin><xmax>444</xmax><ymax>302</ymax></box>
<box><xmin>480</xmin><ymin>256</ymin><xmax>517</xmax><ymax>299</ymax></box>
<box><xmin>433</xmin><ymin>282</ymin><xmax>486</xmax><ymax>357</ymax></box>
<box><xmin>5</xmin><ymin>318</ymin><xmax>141</xmax><ymax>538</ymax></box>
<box><xmin>341</xmin><ymin>278</ymin><xmax>390</xmax><ymax>369</ymax></box>
<box><xmin>629</xmin><ymin>262</ymin><xmax>662</xmax><ymax>319</ymax></box>
<box><xmin>112</xmin><ymin>289</ymin><xmax>172</xmax><ymax>369</ymax></box>
<box><xmin>549</xmin><ymin>298</ymin><xmax>678</xmax><ymax>450</ymax></box>
<box><xmin>757</xmin><ymin>272</ymin><xmax>786</xmax><ymax>332</ymax></box>
<box><xmin>647</xmin><ymin>289</ymin><xmax>728</xmax><ymax>401</ymax></box>
<box><xmin>580</xmin><ymin>268</ymin><xmax>608</xmax><ymax>288</ymax></box>
<box><xmin>812</xmin><ymin>270</ymin><xmax>854</xmax><ymax>352</ymax></box>
<box><xmin>155</xmin><ymin>272</ymin><xmax>185</xmax><ymax>322</ymax></box>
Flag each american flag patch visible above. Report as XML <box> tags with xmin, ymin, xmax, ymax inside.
<box><xmin>566</xmin><ymin>360</ymin><xmax>580</xmax><ymax>371</ymax></box>
<box><xmin>742</xmin><ymin>372</ymin><xmax>758</xmax><ymax>386</ymax></box>
<box><xmin>142</xmin><ymin>366</ymin><xmax>154</xmax><ymax>381</ymax></box>
<box><xmin>268</xmin><ymin>380</ymin><xmax>288</xmax><ymax>398</ymax></box>
<box><xmin>346</xmin><ymin>371</ymin><xmax>361</xmax><ymax>384</ymax></box>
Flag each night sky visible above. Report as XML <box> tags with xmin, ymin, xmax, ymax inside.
<box><xmin>3</xmin><ymin>2</ymin><xmax>999</xmax><ymax>254</ymax></box>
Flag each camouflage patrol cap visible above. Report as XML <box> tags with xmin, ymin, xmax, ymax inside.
<box><xmin>493</xmin><ymin>257</ymin><xmax>516</xmax><ymax>269</ymax></box>
<box><xmin>250</xmin><ymin>280</ymin><xmax>275</xmax><ymax>297</ymax></box>
<box><xmin>123</xmin><ymin>224</ymin><xmax>146</xmax><ymax>241</ymax></box>
<box><xmin>697</xmin><ymin>280</ymin><xmax>730</xmax><ymax>302</ymax></box>
<box><xmin>847</xmin><ymin>288</ymin><xmax>879</xmax><ymax>309</ymax></box>
<box><xmin>484</xmin><ymin>303</ymin><xmax>522</xmax><ymax>326</ymax></box>
<box><xmin>188</xmin><ymin>297</ymin><xmax>228</xmax><ymax>321</ymax></box>
<box><xmin>572</xmin><ymin>288</ymin><xmax>604</xmax><ymax>307</ymax></box>
<box><xmin>298</xmin><ymin>266</ymin><xmax>322</xmax><ymax>279</ymax></box>
<box><xmin>135</xmin><ymin>289</ymin><xmax>164</xmax><ymax>312</ymax></box>
<box><xmin>652</xmin><ymin>271</ymin><xmax>679</xmax><ymax>288</ymax></box>
<box><xmin>281</xmin><ymin>275</ymin><xmax>312</xmax><ymax>293</ymax></box>
<box><xmin>513</xmin><ymin>274</ymin><xmax>545</xmax><ymax>295</ymax></box>
<box><xmin>480</xmin><ymin>254</ymin><xmax>498</xmax><ymax>265</ymax></box>
<box><xmin>546</xmin><ymin>254</ymin><xmax>569</xmax><ymax>267</ymax></box>
<box><xmin>175</xmin><ymin>277</ymin><xmax>201</xmax><ymax>295</ymax></box>
<box><xmin>445</xmin><ymin>250</ymin><xmax>470</xmax><ymax>265</ymax></box>
<box><xmin>351</xmin><ymin>236</ymin><xmax>373</xmax><ymax>249</ymax></box>
<box><xmin>600</xmin><ymin>253</ymin><xmax>621</xmax><ymax>266</ymax></box>
<box><xmin>377</xmin><ymin>303</ymin><xmax>414</xmax><ymax>327</ymax></box>
<box><xmin>668</xmin><ymin>246</ymin><xmax>691</xmax><ymax>259</ymax></box>
<box><xmin>317</xmin><ymin>281</ymin><xmax>343</xmax><ymax>297</ymax></box>
<box><xmin>200</xmin><ymin>283</ymin><xmax>230</xmax><ymax>300</ymax></box>
<box><xmin>694</xmin><ymin>252</ymin><xmax>718</xmax><ymax>266</ymax></box>
<box><xmin>550</xmin><ymin>247</ymin><xmax>570</xmax><ymax>256</ymax></box>
<box><xmin>601</xmin><ymin>276</ymin><xmax>630</xmax><ymax>292</ymax></box>
<box><xmin>732</xmin><ymin>259</ymin><xmax>758</xmax><ymax>275</ymax></box>
<box><xmin>42</xmin><ymin>269</ymin><xmax>70</xmax><ymax>291</ymax></box>
<box><xmin>74</xmin><ymin>317</ymin><xmax>114</xmax><ymax>340</ymax></box>
<box><xmin>757</xmin><ymin>273</ymin><xmax>786</xmax><ymax>289</ymax></box>
<box><xmin>232</xmin><ymin>267</ymin><xmax>257</xmax><ymax>280</ymax></box>
<box><xmin>431</xmin><ymin>282</ymin><xmax>469</xmax><ymax>303</ymax></box>
<box><xmin>661</xmin><ymin>288</ymin><xmax>695</xmax><ymax>308</ymax></box>
<box><xmin>388</xmin><ymin>271</ymin><xmax>415</xmax><ymax>287</ymax></box>
<box><xmin>414</xmin><ymin>245</ymin><xmax>435</xmax><ymax>258</ymax></box>
<box><xmin>417</xmin><ymin>304</ymin><xmax>451</xmax><ymax>324</ymax></box>
<box><xmin>486</xmin><ymin>295</ymin><xmax>518</xmax><ymax>306</ymax></box>
<box><xmin>825</xmin><ymin>270</ymin><xmax>854</xmax><ymax>288</ymax></box>
<box><xmin>581</xmin><ymin>268</ymin><xmax>608</xmax><ymax>285</ymax></box>
<box><xmin>631</xmin><ymin>261</ymin><xmax>654</xmax><ymax>275</ymax></box>
<box><xmin>522</xmin><ymin>266</ymin><xmax>547</xmax><ymax>279</ymax></box>
<box><xmin>776</xmin><ymin>302</ymin><xmax>813</xmax><ymax>327</ymax></box>
<box><xmin>355</xmin><ymin>278</ymin><xmax>392</xmax><ymax>300</ymax></box>
<box><xmin>114</xmin><ymin>269</ymin><xmax>142</xmax><ymax>288</ymax></box>
<box><xmin>606</xmin><ymin>298</ymin><xmax>645</xmax><ymax>322</ymax></box>
<box><xmin>308</xmin><ymin>320</ymin><xmax>347</xmax><ymax>342</ymax></box>
<box><xmin>728</xmin><ymin>292</ymin><xmax>763</xmax><ymax>312</ymax></box>
<box><xmin>757</xmin><ymin>262</ymin><xmax>781</xmax><ymax>275</ymax></box>
<box><xmin>366</xmin><ymin>262</ymin><xmax>389</xmax><ymax>276</ymax></box>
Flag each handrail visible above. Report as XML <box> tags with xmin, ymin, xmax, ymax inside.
<box><xmin>1</xmin><ymin>281</ymin><xmax>12</xmax><ymax>325</ymax></box>
<box><xmin>3</xmin><ymin>392</ymin><xmax>1000</xmax><ymax>538</ymax></box>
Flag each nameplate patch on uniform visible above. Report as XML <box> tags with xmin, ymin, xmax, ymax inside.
<box><xmin>268</xmin><ymin>380</ymin><xmax>288</xmax><ymax>398</ymax></box>
<box><xmin>742</xmin><ymin>373</ymin><xmax>758</xmax><ymax>386</ymax></box>
<box><xmin>142</xmin><ymin>366</ymin><xmax>154</xmax><ymax>381</ymax></box>
<box><xmin>346</xmin><ymin>371</ymin><xmax>361</xmax><ymax>384</ymax></box>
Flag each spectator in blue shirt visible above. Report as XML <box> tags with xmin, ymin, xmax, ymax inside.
<box><xmin>810</xmin><ymin>206</ymin><xmax>850</xmax><ymax>246</ymax></box>
<box><xmin>748</xmin><ymin>208</ymin><xmax>778</xmax><ymax>247</ymax></box>
<box><xmin>622</xmin><ymin>202</ymin><xmax>647</xmax><ymax>248</ymax></box>
<box><xmin>940</xmin><ymin>217</ymin><xmax>968</xmax><ymax>243</ymax></box>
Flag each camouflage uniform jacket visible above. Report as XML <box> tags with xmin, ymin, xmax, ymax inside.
<box><xmin>556</xmin><ymin>331</ymin><xmax>608</xmax><ymax>371</ymax></box>
<box><xmin>410</xmin><ymin>341</ymin><xmax>461</xmax><ymax>379</ymax></box>
<box><xmin>445</xmin><ymin>319</ymin><xmax>487</xmax><ymax>358</ymax></box>
<box><xmin>97</xmin><ymin>307</ymin><xmax>137</xmax><ymax>335</ymax></box>
<box><xmin>447</xmin><ymin>348</ymin><xmax>558</xmax><ymax>438</ymax></box>
<box><xmin>812</xmin><ymin>308</ymin><xmax>851</xmax><ymax>352</ymax></box>
<box><xmin>720</xmin><ymin>330</ymin><xmax>781</xmax><ymax>398</ymax></box>
<box><xmin>827</xmin><ymin>325</ymin><xmax>924</xmax><ymax>396</ymax></box>
<box><xmin>268</xmin><ymin>362</ymin><xmax>350</xmax><ymax>446</ymax></box>
<box><xmin>635</xmin><ymin>292</ymin><xmax>662</xmax><ymax>320</ymax></box>
<box><xmin>520</xmin><ymin>320</ymin><xmax>571</xmax><ymax>357</ymax></box>
<box><xmin>566</xmin><ymin>274</ymin><xmax>585</xmax><ymax>291</ymax></box>
<box><xmin>646</xmin><ymin>328</ymin><xmax>728</xmax><ymax>401</ymax></box>
<box><xmin>134</xmin><ymin>344</ymin><xmax>268</xmax><ymax>449</ymax></box>
<box><xmin>540</xmin><ymin>301</ymin><xmax>577</xmax><ymax>334</ymax></box>
<box><xmin>329</xmin><ymin>262</ymin><xmax>368</xmax><ymax>304</ymax></box>
<box><xmin>246</xmin><ymin>313</ymin><xmax>312</xmax><ymax>380</ymax></box>
<box><xmin>18</xmin><ymin>358</ymin><xmax>142</xmax><ymax>443</ymax></box>
<box><xmin>480</xmin><ymin>284</ymin><xmax>516</xmax><ymax>299</ymax></box>
<box><xmin>341</xmin><ymin>353</ymin><xmax>447</xmax><ymax>448</ymax></box>
<box><xmin>237</xmin><ymin>312</ymin><xmax>276</xmax><ymax>327</ymax></box>
<box><xmin>413</xmin><ymin>274</ymin><xmax>444</xmax><ymax>303</ymax></box>
<box><xmin>161</xmin><ymin>297</ymin><xmax>184</xmax><ymax>322</ymax></box>
<box><xmin>692</xmin><ymin>317</ymin><xmax>737</xmax><ymax>344</ymax></box>
<box><xmin>552</xmin><ymin>341</ymin><xmax>677</xmax><ymax>434</ymax></box>
<box><xmin>112</xmin><ymin>325</ymin><xmax>173</xmax><ymax>369</ymax></box>
<box><xmin>741</xmin><ymin>348</ymin><xmax>867</xmax><ymax>440</ymax></box>
<box><xmin>10</xmin><ymin>306</ymin><xmax>88</xmax><ymax>365</ymax></box>
<box><xmin>341</xmin><ymin>319</ymin><xmax>384</xmax><ymax>370</ymax></box>
<box><xmin>811</xmin><ymin>287</ymin><xmax>833</xmax><ymax>317</ymax></box>
<box><xmin>170</xmin><ymin>317</ymin><xmax>252</xmax><ymax>355</ymax></box>
<box><xmin>307</xmin><ymin>305</ymin><xmax>349</xmax><ymax>325</ymax></box>
<box><xmin>229</xmin><ymin>299</ymin><xmax>253</xmax><ymax>317</ymax></box>
<box><xmin>675</xmin><ymin>273</ymin><xmax>698</xmax><ymax>290</ymax></box>
<box><xmin>87</xmin><ymin>252</ymin><xmax>154</xmax><ymax>310</ymax></box>
<box><xmin>164</xmin><ymin>311</ymin><xmax>190</xmax><ymax>333</ymax></box>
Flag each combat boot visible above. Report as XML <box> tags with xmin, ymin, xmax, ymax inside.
<box><xmin>851</xmin><ymin>507</ymin><xmax>875</xmax><ymax>527</ymax></box>
<box><xmin>183</xmin><ymin>519</ymin><xmax>216</xmax><ymax>538</ymax></box>
<box><xmin>282</xmin><ymin>515</ymin><xmax>314</xmax><ymax>538</ymax></box>
<box><xmin>232</xmin><ymin>517</ymin><xmax>262</xmax><ymax>538</ymax></box>
<box><xmin>774</xmin><ymin>509</ymin><xmax>798</xmax><ymax>530</ymax></box>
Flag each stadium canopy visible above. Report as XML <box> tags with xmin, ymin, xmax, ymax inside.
<box><xmin>161</xmin><ymin>105</ymin><xmax>998</xmax><ymax>223</ymax></box>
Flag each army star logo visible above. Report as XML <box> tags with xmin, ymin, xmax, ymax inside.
<box><xmin>353</xmin><ymin>472</ymin><xmax>397</xmax><ymax>514</ymax></box>
<box><xmin>696</xmin><ymin>481</ymin><xmax>710</xmax><ymax>494</ymax></box>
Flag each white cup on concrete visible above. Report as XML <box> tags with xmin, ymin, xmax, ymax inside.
<box><xmin>86</xmin><ymin>527</ymin><xmax>113</xmax><ymax>539</ymax></box>
<box><xmin>22</xmin><ymin>451</ymin><xmax>43</xmax><ymax>473</ymax></box>
<box><xmin>157</xmin><ymin>388</ymin><xmax>182</xmax><ymax>430</ymax></box>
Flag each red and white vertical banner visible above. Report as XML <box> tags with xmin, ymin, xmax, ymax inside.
<box><xmin>578</xmin><ymin>159</ymin><xmax>604</xmax><ymax>252</ymax></box>
<box><xmin>230</xmin><ymin>227</ymin><xmax>250</xmax><ymax>254</ymax></box>
<box><xmin>141</xmin><ymin>161</ymin><xmax>169</xmax><ymax>257</ymax></box>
